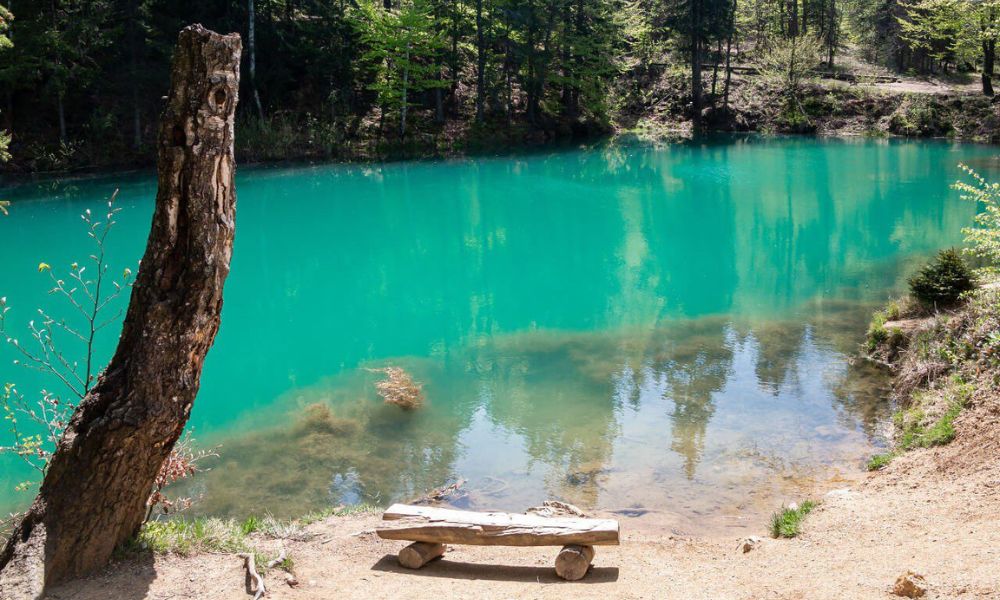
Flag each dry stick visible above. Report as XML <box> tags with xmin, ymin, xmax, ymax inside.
<box><xmin>265</xmin><ymin>545</ymin><xmax>287</xmax><ymax>569</ymax></box>
<box><xmin>238</xmin><ymin>553</ymin><xmax>265</xmax><ymax>600</ymax></box>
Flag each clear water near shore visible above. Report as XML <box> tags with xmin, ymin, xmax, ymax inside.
<box><xmin>0</xmin><ymin>135</ymin><xmax>992</xmax><ymax>531</ymax></box>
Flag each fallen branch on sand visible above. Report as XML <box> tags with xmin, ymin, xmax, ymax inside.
<box><xmin>238</xmin><ymin>552</ymin><xmax>266</xmax><ymax>600</ymax></box>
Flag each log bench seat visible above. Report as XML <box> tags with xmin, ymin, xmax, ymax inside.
<box><xmin>376</xmin><ymin>503</ymin><xmax>620</xmax><ymax>581</ymax></box>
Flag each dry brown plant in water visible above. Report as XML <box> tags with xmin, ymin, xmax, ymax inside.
<box><xmin>369</xmin><ymin>366</ymin><xmax>424</xmax><ymax>409</ymax></box>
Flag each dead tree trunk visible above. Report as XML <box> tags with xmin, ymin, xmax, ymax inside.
<box><xmin>0</xmin><ymin>24</ymin><xmax>240</xmax><ymax>599</ymax></box>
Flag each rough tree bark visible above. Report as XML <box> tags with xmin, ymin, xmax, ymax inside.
<box><xmin>982</xmin><ymin>38</ymin><xmax>996</xmax><ymax>97</ymax></box>
<box><xmin>0</xmin><ymin>24</ymin><xmax>240</xmax><ymax>599</ymax></box>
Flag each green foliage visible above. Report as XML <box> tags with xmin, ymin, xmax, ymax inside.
<box><xmin>866</xmin><ymin>302</ymin><xmax>909</xmax><ymax>354</ymax></box>
<box><xmin>888</xmin><ymin>95</ymin><xmax>950</xmax><ymax>137</ymax></box>
<box><xmin>0</xmin><ymin>3</ymin><xmax>11</xmax><ymax>166</ymax></box>
<box><xmin>899</xmin><ymin>0</ymin><xmax>968</xmax><ymax>65</ymax></box>
<box><xmin>124</xmin><ymin>504</ymin><xmax>381</xmax><ymax>558</ymax></box>
<box><xmin>240</xmin><ymin>515</ymin><xmax>262</xmax><ymax>536</ymax></box>
<box><xmin>866</xmin><ymin>452</ymin><xmax>894</xmax><ymax>471</ymax></box>
<box><xmin>955</xmin><ymin>165</ymin><xmax>1000</xmax><ymax>270</ymax></box>
<box><xmin>756</xmin><ymin>35</ymin><xmax>824</xmax><ymax>130</ymax></box>
<box><xmin>0</xmin><ymin>129</ymin><xmax>10</xmax><ymax>164</ymax></box>
<box><xmin>769</xmin><ymin>500</ymin><xmax>816</xmax><ymax>538</ymax></box>
<box><xmin>0</xmin><ymin>0</ymin><xmax>992</xmax><ymax>170</ymax></box>
<box><xmin>907</xmin><ymin>248</ymin><xmax>975</xmax><ymax>307</ymax></box>
<box><xmin>0</xmin><ymin>196</ymin><xmax>133</xmax><ymax>490</ymax></box>
<box><xmin>353</xmin><ymin>0</ymin><xmax>448</xmax><ymax>138</ymax></box>
<box><xmin>128</xmin><ymin>518</ymin><xmax>252</xmax><ymax>557</ymax></box>
<box><xmin>898</xmin><ymin>0</ymin><xmax>1000</xmax><ymax>67</ymax></box>
<box><xmin>894</xmin><ymin>377</ymin><xmax>972</xmax><ymax>450</ymax></box>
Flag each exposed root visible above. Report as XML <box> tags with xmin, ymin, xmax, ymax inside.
<box><xmin>265</xmin><ymin>545</ymin><xmax>286</xmax><ymax>569</ymax></box>
<box><xmin>367</xmin><ymin>366</ymin><xmax>424</xmax><ymax>409</ymax></box>
<box><xmin>237</xmin><ymin>552</ymin><xmax>265</xmax><ymax>600</ymax></box>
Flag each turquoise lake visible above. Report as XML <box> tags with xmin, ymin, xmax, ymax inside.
<box><xmin>0</xmin><ymin>136</ymin><xmax>994</xmax><ymax>532</ymax></box>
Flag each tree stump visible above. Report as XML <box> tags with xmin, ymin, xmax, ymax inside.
<box><xmin>0</xmin><ymin>24</ymin><xmax>241</xmax><ymax>598</ymax></box>
<box><xmin>397</xmin><ymin>542</ymin><xmax>446</xmax><ymax>569</ymax></box>
<box><xmin>554</xmin><ymin>544</ymin><xmax>595</xmax><ymax>581</ymax></box>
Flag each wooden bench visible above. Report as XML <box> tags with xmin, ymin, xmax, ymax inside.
<box><xmin>376</xmin><ymin>503</ymin><xmax>620</xmax><ymax>581</ymax></box>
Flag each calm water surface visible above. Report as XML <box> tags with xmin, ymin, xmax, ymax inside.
<box><xmin>0</xmin><ymin>136</ymin><xmax>993</xmax><ymax>532</ymax></box>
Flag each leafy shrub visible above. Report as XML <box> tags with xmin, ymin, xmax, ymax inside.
<box><xmin>908</xmin><ymin>248</ymin><xmax>974</xmax><ymax>307</ymax></box>
<box><xmin>866</xmin><ymin>303</ymin><xmax>908</xmax><ymax>356</ymax></box>
<box><xmin>955</xmin><ymin>165</ymin><xmax>1000</xmax><ymax>270</ymax></box>
<box><xmin>888</xmin><ymin>96</ymin><xmax>950</xmax><ymax>137</ymax></box>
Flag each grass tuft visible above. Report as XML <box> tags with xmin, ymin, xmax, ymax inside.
<box><xmin>124</xmin><ymin>518</ymin><xmax>252</xmax><ymax>557</ymax></box>
<box><xmin>895</xmin><ymin>377</ymin><xmax>972</xmax><ymax>451</ymax></box>
<box><xmin>769</xmin><ymin>500</ymin><xmax>816</xmax><ymax>538</ymax></box>
<box><xmin>866</xmin><ymin>453</ymin><xmax>894</xmax><ymax>471</ymax></box>
<box><xmin>240</xmin><ymin>515</ymin><xmax>262</xmax><ymax>536</ymax></box>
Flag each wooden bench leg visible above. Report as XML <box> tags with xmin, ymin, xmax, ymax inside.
<box><xmin>554</xmin><ymin>544</ymin><xmax>595</xmax><ymax>581</ymax></box>
<box><xmin>398</xmin><ymin>542</ymin><xmax>446</xmax><ymax>569</ymax></box>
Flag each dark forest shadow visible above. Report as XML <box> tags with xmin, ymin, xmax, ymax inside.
<box><xmin>371</xmin><ymin>554</ymin><xmax>620</xmax><ymax>584</ymax></box>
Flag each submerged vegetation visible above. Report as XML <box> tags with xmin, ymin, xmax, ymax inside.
<box><xmin>370</xmin><ymin>366</ymin><xmax>425</xmax><ymax>409</ymax></box>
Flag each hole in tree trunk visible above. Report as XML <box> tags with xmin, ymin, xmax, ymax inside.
<box><xmin>171</xmin><ymin>125</ymin><xmax>186</xmax><ymax>147</ymax></box>
<box><xmin>214</xmin><ymin>88</ymin><xmax>227</xmax><ymax>106</ymax></box>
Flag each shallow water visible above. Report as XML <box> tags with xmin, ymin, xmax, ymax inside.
<box><xmin>0</xmin><ymin>135</ymin><xmax>992</xmax><ymax>530</ymax></box>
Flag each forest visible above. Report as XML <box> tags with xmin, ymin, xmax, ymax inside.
<box><xmin>1</xmin><ymin>0</ymin><xmax>1000</xmax><ymax>172</ymax></box>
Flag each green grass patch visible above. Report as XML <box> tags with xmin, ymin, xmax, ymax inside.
<box><xmin>124</xmin><ymin>518</ymin><xmax>252</xmax><ymax>557</ymax></box>
<box><xmin>895</xmin><ymin>378</ymin><xmax>972</xmax><ymax>451</ymax></box>
<box><xmin>866</xmin><ymin>452</ymin><xmax>894</xmax><ymax>471</ymax></box>
<box><xmin>240</xmin><ymin>515</ymin><xmax>262</xmax><ymax>536</ymax></box>
<box><xmin>769</xmin><ymin>500</ymin><xmax>817</xmax><ymax>538</ymax></box>
<box><xmin>119</xmin><ymin>503</ymin><xmax>383</xmax><ymax>559</ymax></box>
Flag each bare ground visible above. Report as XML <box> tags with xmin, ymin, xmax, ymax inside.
<box><xmin>44</xmin><ymin>386</ymin><xmax>1000</xmax><ymax>600</ymax></box>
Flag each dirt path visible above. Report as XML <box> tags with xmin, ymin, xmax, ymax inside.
<box><xmin>45</xmin><ymin>389</ymin><xmax>1000</xmax><ymax>600</ymax></box>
